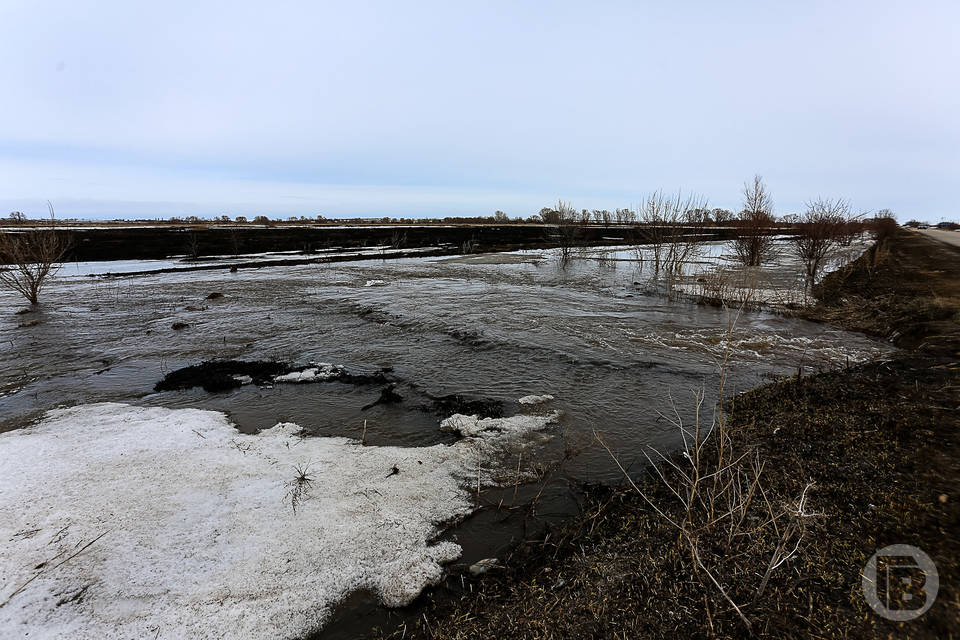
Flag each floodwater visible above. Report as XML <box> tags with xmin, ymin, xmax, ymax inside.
<box><xmin>0</xmin><ymin>240</ymin><xmax>891</xmax><ymax>637</ymax></box>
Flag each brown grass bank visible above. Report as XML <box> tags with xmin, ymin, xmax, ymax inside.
<box><xmin>809</xmin><ymin>228</ymin><xmax>960</xmax><ymax>358</ymax></box>
<box><xmin>368</xmin><ymin>229</ymin><xmax>959</xmax><ymax>639</ymax></box>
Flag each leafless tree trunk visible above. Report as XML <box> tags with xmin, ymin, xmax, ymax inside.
<box><xmin>0</xmin><ymin>202</ymin><xmax>70</xmax><ymax>305</ymax></box>
<box><xmin>733</xmin><ymin>175</ymin><xmax>778</xmax><ymax>266</ymax></box>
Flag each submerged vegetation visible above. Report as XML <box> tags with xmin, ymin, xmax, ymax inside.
<box><xmin>532</xmin><ymin>176</ymin><xmax>888</xmax><ymax>312</ymax></box>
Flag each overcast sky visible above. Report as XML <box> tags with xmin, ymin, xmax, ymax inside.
<box><xmin>1</xmin><ymin>0</ymin><xmax>957</xmax><ymax>221</ymax></box>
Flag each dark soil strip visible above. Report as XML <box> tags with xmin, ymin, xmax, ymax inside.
<box><xmin>154</xmin><ymin>360</ymin><xmax>391</xmax><ymax>393</ymax></box>
<box><xmin>154</xmin><ymin>361</ymin><xmax>292</xmax><ymax>392</ymax></box>
<box><xmin>424</xmin><ymin>393</ymin><xmax>505</xmax><ymax>419</ymax></box>
<box><xmin>365</xmin><ymin>229</ymin><xmax>959</xmax><ymax>640</ymax></box>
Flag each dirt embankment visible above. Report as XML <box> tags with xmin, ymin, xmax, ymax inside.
<box><xmin>809</xmin><ymin>229</ymin><xmax>960</xmax><ymax>358</ymax></box>
<box><xmin>368</xmin><ymin>229</ymin><xmax>959</xmax><ymax>640</ymax></box>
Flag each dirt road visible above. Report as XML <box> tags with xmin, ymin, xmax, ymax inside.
<box><xmin>920</xmin><ymin>227</ymin><xmax>960</xmax><ymax>247</ymax></box>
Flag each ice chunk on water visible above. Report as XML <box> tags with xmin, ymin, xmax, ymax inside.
<box><xmin>518</xmin><ymin>394</ymin><xmax>554</xmax><ymax>405</ymax></box>
<box><xmin>273</xmin><ymin>363</ymin><xmax>340</xmax><ymax>383</ymax></box>
<box><xmin>440</xmin><ymin>412</ymin><xmax>557</xmax><ymax>438</ymax></box>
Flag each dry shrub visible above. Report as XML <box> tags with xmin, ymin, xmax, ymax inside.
<box><xmin>598</xmin><ymin>307</ymin><xmax>822</xmax><ymax>633</ymax></box>
<box><xmin>791</xmin><ymin>198</ymin><xmax>855</xmax><ymax>290</ymax></box>
<box><xmin>692</xmin><ymin>268</ymin><xmax>760</xmax><ymax>309</ymax></box>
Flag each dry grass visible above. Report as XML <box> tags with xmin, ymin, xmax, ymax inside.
<box><xmin>285</xmin><ymin>463</ymin><xmax>315</xmax><ymax>514</ymax></box>
<box><xmin>591</xmin><ymin>305</ymin><xmax>825</xmax><ymax>634</ymax></box>
<box><xmin>810</xmin><ymin>229</ymin><xmax>960</xmax><ymax>356</ymax></box>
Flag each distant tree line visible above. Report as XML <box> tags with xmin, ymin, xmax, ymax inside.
<box><xmin>0</xmin><ymin>181</ymin><xmax>915</xmax><ymax>306</ymax></box>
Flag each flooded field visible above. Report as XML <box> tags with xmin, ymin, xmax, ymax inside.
<box><xmin>0</xmin><ymin>240</ymin><xmax>892</xmax><ymax>637</ymax></box>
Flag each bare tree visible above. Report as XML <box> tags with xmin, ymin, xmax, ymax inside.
<box><xmin>0</xmin><ymin>202</ymin><xmax>70</xmax><ymax>305</ymax></box>
<box><xmin>638</xmin><ymin>191</ymin><xmax>707</xmax><ymax>276</ymax></box>
<box><xmin>588</xmin><ymin>209</ymin><xmax>613</xmax><ymax>226</ymax></box>
<box><xmin>682</xmin><ymin>207</ymin><xmax>711</xmax><ymax>225</ymax></box>
<box><xmin>733</xmin><ymin>175</ymin><xmax>778</xmax><ymax>266</ymax></box>
<box><xmin>550</xmin><ymin>200</ymin><xmax>583</xmax><ymax>265</ymax></box>
<box><xmin>791</xmin><ymin>198</ymin><xmax>851</xmax><ymax>290</ymax></box>
<box><xmin>185</xmin><ymin>231</ymin><xmax>201</xmax><ymax>260</ymax></box>
<box><xmin>638</xmin><ymin>192</ymin><xmax>672</xmax><ymax>274</ymax></box>
<box><xmin>711</xmin><ymin>208</ymin><xmax>733</xmax><ymax>224</ymax></box>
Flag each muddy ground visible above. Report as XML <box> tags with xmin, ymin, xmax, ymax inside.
<box><xmin>365</xmin><ymin>229</ymin><xmax>959</xmax><ymax>639</ymax></box>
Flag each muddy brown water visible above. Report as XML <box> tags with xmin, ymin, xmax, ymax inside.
<box><xmin>0</xmin><ymin>244</ymin><xmax>892</xmax><ymax>637</ymax></box>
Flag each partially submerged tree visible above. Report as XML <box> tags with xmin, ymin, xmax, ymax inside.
<box><xmin>791</xmin><ymin>198</ymin><xmax>851</xmax><ymax>290</ymax></box>
<box><xmin>185</xmin><ymin>231</ymin><xmax>201</xmax><ymax>260</ymax></box>
<box><xmin>548</xmin><ymin>200</ymin><xmax>584</xmax><ymax>264</ymax></box>
<box><xmin>0</xmin><ymin>203</ymin><xmax>70</xmax><ymax>305</ymax></box>
<box><xmin>638</xmin><ymin>191</ymin><xmax>708</xmax><ymax>276</ymax></box>
<box><xmin>733</xmin><ymin>175</ymin><xmax>778</xmax><ymax>266</ymax></box>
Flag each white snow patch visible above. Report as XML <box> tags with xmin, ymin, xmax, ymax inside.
<box><xmin>0</xmin><ymin>403</ymin><xmax>554</xmax><ymax>639</ymax></box>
<box><xmin>518</xmin><ymin>394</ymin><xmax>554</xmax><ymax>405</ymax></box>
<box><xmin>273</xmin><ymin>363</ymin><xmax>340</xmax><ymax>383</ymax></box>
<box><xmin>232</xmin><ymin>375</ymin><xmax>253</xmax><ymax>385</ymax></box>
<box><xmin>364</xmin><ymin>279</ymin><xmax>388</xmax><ymax>287</ymax></box>
<box><xmin>439</xmin><ymin>413</ymin><xmax>557</xmax><ymax>438</ymax></box>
